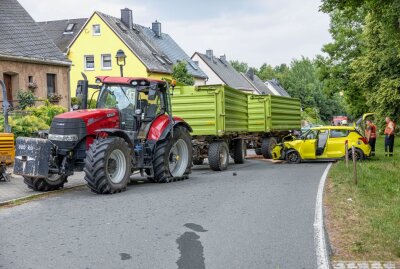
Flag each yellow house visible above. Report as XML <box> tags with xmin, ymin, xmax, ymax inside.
<box><xmin>39</xmin><ymin>8</ymin><xmax>207</xmax><ymax>99</ymax></box>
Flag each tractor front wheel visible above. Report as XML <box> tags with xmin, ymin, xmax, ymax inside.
<box><xmin>152</xmin><ymin>127</ymin><xmax>192</xmax><ymax>183</ymax></box>
<box><xmin>84</xmin><ymin>137</ymin><xmax>131</xmax><ymax>194</ymax></box>
<box><xmin>23</xmin><ymin>174</ymin><xmax>67</xmax><ymax>192</ymax></box>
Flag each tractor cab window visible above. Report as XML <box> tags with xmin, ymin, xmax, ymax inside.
<box><xmin>137</xmin><ymin>88</ymin><xmax>165</xmax><ymax>121</ymax></box>
<box><xmin>97</xmin><ymin>85</ymin><xmax>136</xmax><ymax>110</ymax></box>
<box><xmin>97</xmin><ymin>85</ymin><xmax>137</xmax><ymax>130</ymax></box>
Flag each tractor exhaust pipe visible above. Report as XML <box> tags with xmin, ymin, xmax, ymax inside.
<box><xmin>76</xmin><ymin>73</ymin><xmax>89</xmax><ymax>109</ymax></box>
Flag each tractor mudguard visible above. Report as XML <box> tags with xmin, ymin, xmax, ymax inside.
<box><xmin>95</xmin><ymin>128</ymin><xmax>137</xmax><ymax>147</ymax></box>
<box><xmin>147</xmin><ymin>115</ymin><xmax>192</xmax><ymax>141</ymax></box>
<box><xmin>14</xmin><ymin>137</ymin><xmax>52</xmax><ymax>178</ymax></box>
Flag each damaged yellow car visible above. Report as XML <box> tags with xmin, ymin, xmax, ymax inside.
<box><xmin>272</xmin><ymin>126</ymin><xmax>371</xmax><ymax>163</ymax></box>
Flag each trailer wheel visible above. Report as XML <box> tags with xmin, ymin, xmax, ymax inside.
<box><xmin>255</xmin><ymin>148</ymin><xmax>262</xmax><ymax>156</ymax></box>
<box><xmin>261</xmin><ymin>137</ymin><xmax>277</xmax><ymax>159</ymax></box>
<box><xmin>193</xmin><ymin>157</ymin><xmax>204</xmax><ymax>165</ymax></box>
<box><xmin>208</xmin><ymin>141</ymin><xmax>229</xmax><ymax>171</ymax></box>
<box><xmin>233</xmin><ymin>139</ymin><xmax>246</xmax><ymax>164</ymax></box>
<box><xmin>286</xmin><ymin>150</ymin><xmax>301</xmax><ymax>164</ymax></box>
<box><xmin>152</xmin><ymin>127</ymin><xmax>192</xmax><ymax>183</ymax></box>
<box><xmin>84</xmin><ymin>137</ymin><xmax>131</xmax><ymax>194</ymax></box>
<box><xmin>23</xmin><ymin>174</ymin><xmax>67</xmax><ymax>192</ymax></box>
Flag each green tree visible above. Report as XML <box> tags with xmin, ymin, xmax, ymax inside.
<box><xmin>316</xmin><ymin>7</ymin><xmax>367</xmax><ymax>117</ymax></box>
<box><xmin>320</xmin><ymin>0</ymin><xmax>400</xmax><ymax>122</ymax></box>
<box><xmin>172</xmin><ymin>61</ymin><xmax>194</xmax><ymax>86</ymax></box>
<box><xmin>229</xmin><ymin>60</ymin><xmax>248</xmax><ymax>73</ymax></box>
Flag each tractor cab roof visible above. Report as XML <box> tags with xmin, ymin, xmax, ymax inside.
<box><xmin>95</xmin><ymin>76</ymin><xmax>167</xmax><ymax>87</ymax></box>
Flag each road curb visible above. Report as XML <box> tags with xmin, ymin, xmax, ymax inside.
<box><xmin>0</xmin><ymin>183</ymin><xmax>86</xmax><ymax>207</ymax></box>
<box><xmin>315</xmin><ymin>162</ymin><xmax>333</xmax><ymax>269</ymax></box>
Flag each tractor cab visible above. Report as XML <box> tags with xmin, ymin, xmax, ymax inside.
<box><xmin>92</xmin><ymin>76</ymin><xmax>169</xmax><ymax>132</ymax></box>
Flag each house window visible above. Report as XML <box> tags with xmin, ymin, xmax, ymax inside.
<box><xmin>101</xmin><ymin>54</ymin><xmax>112</xmax><ymax>70</ymax></box>
<box><xmin>47</xmin><ymin>74</ymin><xmax>56</xmax><ymax>95</ymax></box>
<box><xmin>92</xmin><ymin>24</ymin><xmax>101</xmax><ymax>36</ymax></box>
<box><xmin>28</xmin><ymin>76</ymin><xmax>33</xmax><ymax>83</ymax></box>
<box><xmin>84</xmin><ymin>55</ymin><xmax>95</xmax><ymax>70</ymax></box>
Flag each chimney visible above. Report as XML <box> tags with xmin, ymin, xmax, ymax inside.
<box><xmin>220</xmin><ymin>54</ymin><xmax>226</xmax><ymax>62</ymax></box>
<box><xmin>206</xmin><ymin>49</ymin><xmax>213</xmax><ymax>60</ymax></box>
<box><xmin>152</xmin><ymin>20</ymin><xmax>162</xmax><ymax>37</ymax></box>
<box><xmin>248</xmin><ymin>68</ymin><xmax>255</xmax><ymax>81</ymax></box>
<box><xmin>121</xmin><ymin>8</ymin><xmax>133</xmax><ymax>29</ymax></box>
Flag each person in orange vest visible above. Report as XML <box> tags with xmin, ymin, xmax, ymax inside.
<box><xmin>365</xmin><ymin>120</ymin><xmax>377</xmax><ymax>156</ymax></box>
<box><xmin>384</xmin><ymin>117</ymin><xmax>396</xmax><ymax>156</ymax></box>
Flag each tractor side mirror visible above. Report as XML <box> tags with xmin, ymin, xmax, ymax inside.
<box><xmin>148</xmin><ymin>88</ymin><xmax>157</xmax><ymax>101</ymax></box>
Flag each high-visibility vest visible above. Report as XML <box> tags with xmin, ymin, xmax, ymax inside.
<box><xmin>384</xmin><ymin>121</ymin><xmax>396</xmax><ymax>135</ymax></box>
<box><xmin>368</xmin><ymin>124</ymin><xmax>377</xmax><ymax>139</ymax></box>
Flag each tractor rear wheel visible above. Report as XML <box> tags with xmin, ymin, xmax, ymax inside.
<box><xmin>23</xmin><ymin>174</ymin><xmax>67</xmax><ymax>192</ymax></box>
<box><xmin>261</xmin><ymin>137</ymin><xmax>277</xmax><ymax>159</ymax></box>
<box><xmin>84</xmin><ymin>137</ymin><xmax>131</xmax><ymax>194</ymax></box>
<box><xmin>208</xmin><ymin>141</ymin><xmax>229</xmax><ymax>171</ymax></box>
<box><xmin>233</xmin><ymin>139</ymin><xmax>246</xmax><ymax>164</ymax></box>
<box><xmin>152</xmin><ymin>127</ymin><xmax>192</xmax><ymax>183</ymax></box>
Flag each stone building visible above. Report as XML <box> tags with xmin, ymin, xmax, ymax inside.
<box><xmin>0</xmin><ymin>0</ymin><xmax>71</xmax><ymax>108</ymax></box>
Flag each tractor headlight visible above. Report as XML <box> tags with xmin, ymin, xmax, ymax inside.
<box><xmin>48</xmin><ymin>134</ymin><xmax>79</xmax><ymax>142</ymax></box>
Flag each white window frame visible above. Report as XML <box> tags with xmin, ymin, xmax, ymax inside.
<box><xmin>92</xmin><ymin>24</ymin><xmax>101</xmax><ymax>36</ymax></box>
<box><xmin>84</xmin><ymin>55</ymin><xmax>95</xmax><ymax>71</ymax></box>
<box><xmin>101</xmin><ymin>54</ymin><xmax>112</xmax><ymax>70</ymax></box>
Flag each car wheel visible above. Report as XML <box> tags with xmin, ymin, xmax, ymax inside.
<box><xmin>286</xmin><ymin>150</ymin><xmax>301</xmax><ymax>164</ymax></box>
<box><xmin>349</xmin><ymin>148</ymin><xmax>364</xmax><ymax>161</ymax></box>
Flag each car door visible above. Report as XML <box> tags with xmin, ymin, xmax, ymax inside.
<box><xmin>326</xmin><ymin>129</ymin><xmax>349</xmax><ymax>158</ymax></box>
<box><xmin>300</xmin><ymin>130</ymin><xmax>318</xmax><ymax>159</ymax></box>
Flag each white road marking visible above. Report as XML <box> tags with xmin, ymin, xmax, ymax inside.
<box><xmin>314</xmin><ymin>162</ymin><xmax>333</xmax><ymax>269</ymax></box>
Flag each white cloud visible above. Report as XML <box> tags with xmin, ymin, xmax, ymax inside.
<box><xmin>18</xmin><ymin>0</ymin><xmax>331</xmax><ymax>67</ymax></box>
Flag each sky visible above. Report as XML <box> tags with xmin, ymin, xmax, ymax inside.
<box><xmin>18</xmin><ymin>0</ymin><xmax>332</xmax><ymax>68</ymax></box>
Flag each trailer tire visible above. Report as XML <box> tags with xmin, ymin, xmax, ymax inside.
<box><xmin>152</xmin><ymin>127</ymin><xmax>192</xmax><ymax>183</ymax></box>
<box><xmin>233</xmin><ymin>139</ymin><xmax>246</xmax><ymax>164</ymax></box>
<box><xmin>261</xmin><ymin>137</ymin><xmax>277</xmax><ymax>159</ymax></box>
<box><xmin>84</xmin><ymin>137</ymin><xmax>131</xmax><ymax>194</ymax></box>
<box><xmin>193</xmin><ymin>157</ymin><xmax>204</xmax><ymax>165</ymax></box>
<box><xmin>255</xmin><ymin>148</ymin><xmax>262</xmax><ymax>156</ymax></box>
<box><xmin>208</xmin><ymin>141</ymin><xmax>229</xmax><ymax>171</ymax></box>
<box><xmin>23</xmin><ymin>174</ymin><xmax>67</xmax><ymax>192</ymax></box>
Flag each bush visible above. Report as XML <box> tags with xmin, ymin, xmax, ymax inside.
<box><xmin>0</xmin><ymin>114</ymin><xmax>49</xmax><ymax>137</ymax></box>
<box><xmin>11</xmin><ymin>115</ymin><xmax>49</xmax><ymax>137</ymax></box>
<box><xmin>17</xmin><ymin>90</ymin><xmax>36</xmax><ymax>109</ymax></box>
<box><xmin>26</xmin><ymin>101</ymin><xmax>66</xmax><ymax>125</ymax></box>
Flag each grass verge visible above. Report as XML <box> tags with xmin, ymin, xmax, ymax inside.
<box><xmin>325</xmin><ymin>136</ymin><xmax>400</xmax><ymax>261</ymax></box>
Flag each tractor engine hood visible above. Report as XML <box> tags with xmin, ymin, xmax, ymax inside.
<box><xmin>55</xmin><ymin>109</ymin><xmax>119</xmax><ymax>122</ymax></box>
<box><xmin>49</xmin><ymin>109</ymin><xmax>120</xmax><ymax>152</ymax></box>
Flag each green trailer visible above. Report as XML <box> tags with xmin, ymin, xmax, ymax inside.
<box><xmin>248</xmin><ymin>94</ymin><xmax>301</xmax><ymax>158</ymax></box>
<box><xmin>171</xmin><ymin>84</ymin><xmax>301</xmax><ymax>170</ymax></box>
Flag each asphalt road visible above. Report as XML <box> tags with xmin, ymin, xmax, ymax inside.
<box><xmin>0</xmin><ymin>159</ymin><xmax>328</xmax><ymax>269</ymax></box>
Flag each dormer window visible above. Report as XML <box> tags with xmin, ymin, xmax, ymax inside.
<box><xmin>63</xmin><ymin>23</ymin><xmax>75</xmax><ymax>34</ymax></box>
<box><xmin>93</xmin><ymin>24</ymin><xmax>101</xmax><ymax>36</ymax></box>
<box><xmin>66</xmin><ymin>23</ymin><xmax>75</xmax><ymax>32</ymax></box>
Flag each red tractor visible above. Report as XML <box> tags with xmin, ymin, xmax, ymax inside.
<box><xmin>14</xmin><ymin>76</ymin><xmax>193</xmax><ymax>194</ymax></box>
